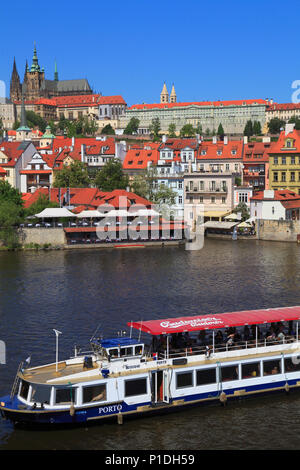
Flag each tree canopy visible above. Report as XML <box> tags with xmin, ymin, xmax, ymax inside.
<box><xmin>149</xmin><ymin>118</ymin><xmax>161</xmax><ymax>141</ymax></box>
<box><xmin>180</xmin><ymin>124</ymin><xmax>196</xmax><ymax>137</ymax></box>
<box><xmin>217</xmin><ymin>123</ymin><xmax>224</xmax><ymax>137</ymax></box>
<box><xmin>94</xmin><ymin>158</ymin><xmax>129</xmax><ymax>191</ymax></box>
<box><xmin>268</xmin><ymin>118</ymin><xmax>285</xmax><ymax>134</ymax></box>
<box><xmin>101</xmin><ymin>124</ymin><xmax>115</xmax><ymax>135</ymax></box>
<box><xmin>123</xmin><ymin>118</ymin><xmax>140</xmax><ymax>135</ymax></box>
<box><xmin>24</xmin><ymin>193</ymin><xmax>59</xmax><ymax>217</ymax></box>
<box><xmin>53</xmin><ymin>161</ymin><xmax>91</xmax><ymax>188</ymax></box>
<box><xmin>168</xmin><ymin>123</ymin><xmax>176</xmax><ymax>137</ymax></box>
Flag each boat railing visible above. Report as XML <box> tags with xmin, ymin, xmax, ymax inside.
<box><xmin>156</xmin><ymin>334</ymin><xmax>298</xmax><ymax>361</ymax></box>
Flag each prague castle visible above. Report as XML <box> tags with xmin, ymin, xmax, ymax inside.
<box><xmin>10</xmin><ymin>43</ymin><xmax>92</xmax><ymax>102</ymax></box>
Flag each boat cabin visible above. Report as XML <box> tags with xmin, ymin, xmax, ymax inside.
<box><xmin>90</xmin><ymin>337</ymin><xmax>144</xmax><ymax>361</ymax></box>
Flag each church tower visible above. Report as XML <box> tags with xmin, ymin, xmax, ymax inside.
<box><xmin>24</xmin><ymin>43</ymin><xmax>45</xmax><ymax>101</ymax></box>
<box><xmin>170</xmin><ymin>83</ymin><xmax>177</xmax><ymax>103</ymax></box>
<box><xmin>10</xmin><ymin>58</ymin><xmax>22</xmax><ymax>102</ymax></box>
<box><xmin>160</xmin><ymin>82</ymin><xmax>169</xmax><ymax>103</ymax></box>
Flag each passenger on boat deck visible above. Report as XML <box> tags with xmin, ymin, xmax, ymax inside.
<box><xmin>183</xmin><ymin>332</ymin><xmax>193</xmax><ymax>347</ymax></box>
<box><xmin>158</xmin><ymin>335</ymin><xmax>167</xmax><ymax>350</ymax></box>
<box><xmin>266</xmin><ymin>327</ymin><xmax>276</xmax><ymax>341</ymax></box>
<box><xmin>271</xmin><ymin>366</ymin><xmax>279</xmax><ymax>374</ymax></box>
<box><xmin>226</xmin><ymin>333</ymin><xmax>235</xmax><ymax>347</ymax></box>
<box><xmin>176</xmin><ymin>333</ymin><xmax>185</xmax><ymax>349</ymax></box>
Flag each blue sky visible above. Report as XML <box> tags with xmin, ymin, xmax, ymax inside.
<box><xmin>1</xmin><ymin>0</ymin><xmax>299</xmax><ymax>105</ymax></box>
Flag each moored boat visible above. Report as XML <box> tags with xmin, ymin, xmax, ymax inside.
<box><xmin>2</xmin><ymin>306</ymin><xmax>300</xmax><ymax>426</ymax></box>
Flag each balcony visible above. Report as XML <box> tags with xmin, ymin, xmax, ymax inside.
<box><xmin>186</xmin><ymin>185</ymin><xmax>228</xmax><ymax>193</ymax></box>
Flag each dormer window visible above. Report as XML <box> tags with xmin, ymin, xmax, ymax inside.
<box><xmin>217</xmin><ymin>150</ymin><xmax>222</xmax><ymax>155</ymax></box>
<box><xmin>201</xmin><ymin>150</ymin><xmax>206</xmax><ymax>155</ymax></box>
<box><xmin>231</xmin><ymin>150</ymin><xmax>237</xmax><ymax>155</ymax></box>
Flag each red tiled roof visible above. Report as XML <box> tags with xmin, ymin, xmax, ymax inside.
<box><xmin>243</xmin><ymin>142</ymin><xmax>272</xmax><ymax>162</ymax></box>
<box><xmin>267</xmin><ymin>103</ymin><xmax>300</xmax><ymax>111</ymax></box>
<box><xmin>35</xmin><ymin>98</ymin><xmax>57</xmax><ymax>106</ymax></box>
<box><xmin>0</xmin><ymin>166</ymin><xmax>6</xmax><ymax>175</ymax></box>
<box><xmin>251</xmin><ymin>190</ymin><xmax>300</xmax><ymax>201</ymax></box>
<box><xmin>0</xmin><ymin>142</ymin><xmax>29</xmax><ymax>167</ymax></box>
<box><xmin>268</xmin><ymin>129</ymin><xmax>300</xmax><ymax>154</ymax></box>
<box><xmin>98</xmin><ymin>95</ymin><xmax>126</xmax><ymax>105</ymax></box>
<box><xmin>23</xmin><ymin>188</ymin><xmax>153</xmax><ymax>211</ymax></box>
<box><xmin>123</xmin><ymin>143</ymin><xmax>160</xmax><ymax>169</ymax></box>
<box><xmin>129</xmin><ymin>99</ymin><xmax>267</xmax><ymax>111</ymax></box>
<box><xmin>54</xmin><ymin>94</ymin><xmax>101</xmax><ymax>107</ymax></box>
<box><xmin>197</xmin><ymin>140</ymin><xmax>243</xmax><ymax>160</ymax></box>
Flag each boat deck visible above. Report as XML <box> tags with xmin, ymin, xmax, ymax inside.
<box><xmin>20</xmin><ymin>360</ymin><xmax>100</xmax><ymax>384</ymax></box>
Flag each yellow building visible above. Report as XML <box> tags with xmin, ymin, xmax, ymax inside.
<box><xmin>269</xmin><ymin>124</ymin><xmax>300</xmax><ymax>195</ymax></box>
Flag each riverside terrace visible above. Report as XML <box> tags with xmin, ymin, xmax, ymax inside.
<box><xmin>19</xmin><ymin>208</ymin><xmax>188</xmax><ymax>246</ymax></box>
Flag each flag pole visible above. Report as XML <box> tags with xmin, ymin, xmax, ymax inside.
<box><xmin>53</xmin><ymin>329</ymin><xmax>62</xmax><ymax>372</ymax></box>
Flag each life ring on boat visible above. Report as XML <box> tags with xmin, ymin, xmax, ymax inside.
<box><xmin>219</xmin><ymin>391</ymin><xmax>227</xmax><ymax>405</ymax></box>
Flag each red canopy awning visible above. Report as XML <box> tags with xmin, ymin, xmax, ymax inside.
<box><xmin>128</xmin><ymin>306</ymin><xmax>300</xmax><ymax>336</ymax></box>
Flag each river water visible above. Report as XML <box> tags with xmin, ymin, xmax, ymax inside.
<box><xmin>1</xmin><ymin>239</ymin><xmax>300</xmax><ymax>450</ymax></box>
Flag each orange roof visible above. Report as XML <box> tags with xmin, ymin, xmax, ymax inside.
<box><xmin>267</xmin><ymin>103</ymin><xmax>300</xmax><ymax>111</ymax></box>
<box><xmin>129</xmin><ymin>98</ymin><xmax>267</xmax><ymax>111</ymax></box>
<box><xmin>268</xmin><ymin>129</ymin><xmax>300</xmax><ymax>154</ymax></box>
<box><xmin>251</xmin><ymin>190</ymin><xmax>300</xmax><ymax>201</ymax></box>
<box><xmin>98</xmin><ymin>95</ymin><xmax>126</xmax><ymax>105</ymax></box>
<box><xmin>0</xmin><ymin>166</ymin><xmax>6</xmax><ymax>175</ymax></box>
<box><xmin>123</xmin><ymin>143</ymin><xmax>160</xmax><ymax>169</ymax></box>
<box><xmin>197</xmin><ymin>140</ymin><xmax>243</xmax><ymax>160</ymax></box>
<box><xmin>54</xmin><ymin>94</ymin><xmax>101</xmax><ymax>107</ymax></box>
<box><xmin>243</xmin><ymin>141</ymin><xmax>272</xmax><ymax>162</ymax></box>
<box><xmin>35</xmin><ymin>98</ymin><xmax>57</xmax><ymax>106</ymax></box>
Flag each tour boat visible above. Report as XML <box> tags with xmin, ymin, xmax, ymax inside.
<box><xmin>2</xmin><ymin>306</ymin><xmax>300</xmax><ymax>426</ymax></box>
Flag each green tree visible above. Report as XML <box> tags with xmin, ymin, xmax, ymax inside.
<box><xmin>244</xmin><ymin>120</ymin><xmax>253</xmax><ymax>138</ymax></box>
<box><xmin>205</xmin><ymin>128</ymin><xmax>210</xmax><ymax>136</ymax></box>
<box><xmin>168</xmin><ymin>123</ymin><xmax>176</xmax><ymax>138</ymax></box>
<box><xmin>101</xmin><ymin>124</ymin><xmax>115</xmax><ymax>135</ymax></box>
<box><xmin>26</xmin><ymin>111</ymin><xmax>47</xmax><ymax>132</ymax></box>
<box><xmin>268</xmin><ymin>118</ymin><xmax>285</xmax><ymax>134</ymax></box>
<box><xmin>288</xmin><ymin>116</ymin><xmax>300</xmax><ymax>130</ymax></box>
<box><xmin>53</xmin><ymin>161</ymin><xmax>91</xmax><ymax>188</ymax></box>
<box><xmin>253</xmin><ymin>121</ymin><xmax>262</xmax><ymax>135</ymax></box>
<box><xmin>130</xmin><ymin>173</ymin><xmax>150</xmax><ymax>199</ymax></box>
<box><xmin>24</xmin><ymin>193</ymin><xmax>59</xmax><ymax>218</ymax></box>
<box><xmin>94</xmin><ymin>158</ymin><xmax>129</xmax><ymax>191</ymax></box>
<box><xmin>124</xmin><ymin>118</ymin><xmax>140</xmax><ymax>135</ymax></box>
<box><xmin>180</xmin><ymin>124</ymin><xmax>195</xmax><ymax>137</ymax></box>
<box><xmin>195</xmin><ymin>122</ymin><xmax>202</xmax><ymax>135</ymax></box>
<box><xmin>149</xmin><ymin>118</ymin><xmax>161</xmax><ymax>141</ymax></box>
<box><xmin>0</xmin><ymin>180</ymin><xmax>23</xmax><ymax>207</ymax></box>
<box><xmin>233</xmin><ymin>202</ymin><xmax>250</xmax><ymax>221</ymax></box>
<box><xmin>217</xmin><ymin>123</ymin><xmax>224</xmax><ymax>137</ymax></box>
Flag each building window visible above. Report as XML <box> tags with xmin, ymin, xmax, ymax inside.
<box><xmin>274</xmin><ymin>157</ymin><xmax>278</xmax><ymax>165</ymax></box>
<box><xmin>176</xmin><ymin>372</ymin><xmax>193</xmax><ymax>389</ymax></box>
<box><xmin>291</xmin><ymin>172</ymin><xmax>296</xmax><ymax>182</ymax></box>
<box><xmin>124</xmin><ymin>378</ymin><xmax>147</xmax><ymax>397</ymax></box>
<box><xmin>282</xmin><ymin>157</ymin><xmax>286</xmax><ymax>165</ymax></box>
<box><xmin>222</xmin><ymin>197</ymin><xmax>226</xmax><ymax>204</ymax></box>
<box><xmin>273</xmin><ymin>172</ymin><xmax>278</xmax><ymax>182</ymax></box>
<box><xmin>178</xmin><ymin>196</ymin><xmax>183</xmax><ymax>204</ymax></box>
<box><xmin>211</xmin><ymin>196</ymin><xmax>216</xmax><ymax>203</ymax></box>
<box><xmin>281</xmin><ymin>172</ymin><xmax>286</xmax><ymax>182</ymax></box>
<box><xmin>83</xmin><ymin>384</ymin><xmax>106</xmax><ymax>403</ymax></box>
<box><xmin>291</xmin><ymin>156</ymin><xmax>296</xmax><ymax>164</ymax></box>
<box><xmin>199</xmin><ymin>196</ymin><xmax>203</xmax><ymax>203</ymax></box>
<box><xmin>196</xmin><ymin>368</ymin><xmax>216</xmax><ymax>386</ymax></box>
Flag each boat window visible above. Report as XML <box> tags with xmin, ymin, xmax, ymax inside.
<box><xmin>196</xmin><ymin>368</ymin><xmax>216</xmax><ymax>386</ymax></box>
<box><xmin>263</xmin><ymin>359</ymin><xmax>281</xmax><ymax>376</ymax></box>
<box><xmin>83</xmin><ymin>384</ymin><xmax>106</xmax><ymax>403</ymax></box>
<box><xmin>135</xmin><ymin>345</ymin><xmax>143</xmax><ymax>355</ymax></box>
<box><xmin>120</xmin><ymin>347</ymin><xmax>133</xmax><ymax>357</ymax></box>
<box><xmin>109</xmin><ymin>348</ymin><xmax>119</xmax><ymax>358</ymax></box>
<box><xmin>220</xmin><ymin>365</ymin><xmax>239</xmax><ymax>382</ymax></box>
<box><xmin>125</xmin><ymin>378</ymin><xmax>147</xmax><ymax>397</ymax></box>
<box><xmin>55</xmin><ymin>387</ymin><xmax>76</xmax><ymax>405</ymax></box>
<box><xmin>31</xmin><ymin>384</ymin><xmax>51</xmax><ymax>404</ymax></box>
<box><xmin>19</xmin><ymin>380</ymin><xmax>30</xmax><ymax>400</ymax></box>
<box><xmin>242</xmin><ymin>362</ymin><xmax>261</xmax><ymax>379</ymax></box>
<box><xmin>176</xmin><ymin>371</ymin><xmax>193</xmax><ymax>389</ymax></box>
<box><xmin>284</xmin><ymin>356</ymin><xmax>300</xmax><ymax>373</ymax></box>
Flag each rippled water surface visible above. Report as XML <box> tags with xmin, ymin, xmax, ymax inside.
<box><xmin>1</xmin><ymin>240</ymin><xmax>300</xmax><ymax>450</ymax></box>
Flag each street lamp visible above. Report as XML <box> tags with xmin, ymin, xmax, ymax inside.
<box><xmin>53</xmin><ymin>329</ymin><xmax>62</xmax><ymax>372</ymax></box>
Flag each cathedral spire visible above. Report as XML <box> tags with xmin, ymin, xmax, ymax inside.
<box><xmin>170</xmin><ymin>83</ymin><xmax>177</xmax><ymax>103</ymax></box>
<box><xmin>10</xmin><ymin>57</ymin><xmax>22</xmax><ymax>101</ymax></box>
<box><xmin>160</xmin><ymin>82</ymin><xmax>169</xmax><ymax>103</ymax></box>
<box><xmin>30</xmin><ymin>42</ymin><xmax>40</xmax><ymax>72</ymax></box>
<box><xmin>54</xmin><ymin>61</ymin><xmax>58</xmax><ymax>81</ymax></box>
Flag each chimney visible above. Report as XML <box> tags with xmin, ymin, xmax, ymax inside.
<box><xmin>285</xmin><ymin>123</ymin><xmax>295</xmax><ymax>135</ymax></box>
<box><xmin>212</xmin><ymin>136</ymin><xmax>217</xmax><ymax>144</ymax></box>
<box><xmin>262</xmin><ymin>136</ymin><xmax>271</xmax><ymax>143</ymax></box>
<box><xmin>72</xmin><ymin>136</ymin><xmax>75</xmax><ymax>147</ymax></box>
<box><xmin>81</xmin><ymin>144</ymin><xmax>86</xmax><ymax>163</ymax></box>
<box><xmin>162</xmin><ymin>135</ymin><xmax>167</xmax><ymax>143</ymax></box>
<box><xmin>243</xmin><ymin>136</ymin><xmax>248</xmax><ymax>144</ymax></box>
<box><xmin>224</xmin><ymin>136</ymin><xmax>228</xmax><ymax>145</ymax></box>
